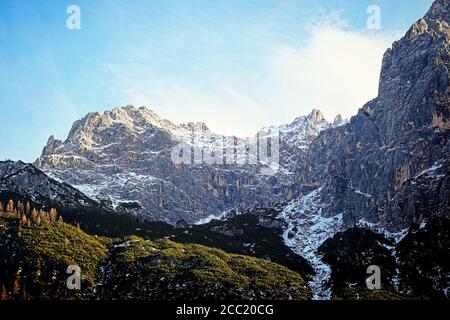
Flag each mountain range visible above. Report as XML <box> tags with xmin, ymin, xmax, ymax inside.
<box><xmin>0</xmin><ymin>0</ymin><xmax>449</xmax><ymax>300</ymax></box>
<box><xmin>35</xmin><ymin>105</ymin><xmax>344</xmax><ymax>224</ymax></box>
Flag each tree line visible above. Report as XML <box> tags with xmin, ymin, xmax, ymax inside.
<box><xmin>0</xmin><ymin>199</ymin><xmax>63</xmax><ymax>227</ymax></box>
<box><xmin>0</xmin><ymin>199</ymin><xmax>67</xmax><ymax>301</ymax></box>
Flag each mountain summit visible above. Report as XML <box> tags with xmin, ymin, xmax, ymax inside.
<box><xmin>35</xmin><ymin>0</ymin><xmax>449</xmax><ymax>228</ymax></box>
<box><xmin>2</xmin><ymin>0</ymin><xmax>449</xmax><ymax>301</ymax></box>
<box><xmin>425</xmin><ymin>0</ymin><xmax>449</xmax><ymax>20</ymax></box>
<box><xmin>36</xmin><ymin>106</ymin><xmax>334</xmax><ymax>223</ymax></box>
<box><xmin>305</xmin><ymin>0</ymin><xmax>449</xmax><ymax>230</ymax></box>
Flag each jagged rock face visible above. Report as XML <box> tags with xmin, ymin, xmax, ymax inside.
<box><xmin>316</xmin><ymin>217</ymin><xmax>450</xmax><ymax>299</ymax></box>
<box><xmin>386</xmin><ymin>159</ymin><xmax>450</xmax><ymax>227</ymax></box>
<box><xmin>0</xmin><ymin>160</ymin><xmax>99</xmax><ymax>209</ymax></box>
<box><xmin>307</xmin><ymin>0</ymin><xmax>450</xmax><ymax>230</ymax></box>
<box><xmin>36</xmin><ymin>106</ymin><xmax>338</xmax><ymax>223</ymax></box>
<box><xmin>33</xmin><ymin>0</ymin><xmax>448</xmax><ymax>231</ymax></box>
<box><xmin>318</xmin><ymin>227</ymin><xmax>398</xmax><ymax>296</ymax></box>
<box><xmin>396</xmin><ymin>217</ymin><xmax>450</xmax><ymax>299</ymax></box>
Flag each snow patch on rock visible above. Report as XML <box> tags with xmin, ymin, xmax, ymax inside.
<box><xmin>278</xmin><ymin>188</ymin><xmax>343</xmax><ymax>300</ymax></box>
<box><xmin>194</xmin><ymin>210</ymin><xmax>238</xmax><ymax>225</ymax></box>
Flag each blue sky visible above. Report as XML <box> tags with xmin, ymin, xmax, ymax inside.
<box><xmin>0</xmin><ymin>0</ymin><xmax>434</xmax><ymax>162</ymax></box>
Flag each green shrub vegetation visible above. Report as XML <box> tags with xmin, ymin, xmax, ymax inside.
<box><xmin>97</xmin><ymin>237</ymin><xmax>311</xmax><ymax>300</ymax></box>
<box><xmin>0</xmin><ymin>200</ymin><xmax>311</xmax><ymax>300</ymax></box>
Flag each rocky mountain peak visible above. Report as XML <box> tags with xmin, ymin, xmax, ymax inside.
<box><xmin>375</xmin><ymin>0</ymin><xmax>449</xmax><ymax>142</ymax></box>
<box><xmin>36</xmin><ymin>104</ymin><xmax>331</xmax><ymax>223</ymax></box>
<box><xmin>281</xmin><ymin>109</ymin><xmax>330</xmax><ymax>138</ymax></box>
<box><xmin>34</xmin><ymin>1</ymin><xmax>448</xmax><ymax>226</ymax></box>
<box><xmin>42</xmin><ymin>135</ymin><xmax>63</xmax><ymax>156</ymax></box>
<box><xmin>66</xmin><ymin>105</ymin><xmax>172</xmax><ymax>142</ymax></box>
<box><xmin>307</xmin><ymin>0</ymin><xmax>449</xmax><ymax>231</ymax></box>
<box><xmin>106</xmin><ymin>105</ymin><xmax>163</xmax><ymax>125</ymax></box>
<box><xmin>406</xmin><ymin>0</ymin><xmax>449</xmax><ymax>42</ymax></box>
<box><xmin>332</xmin><ymin>114</ymin><xmax>344</xmax><ymax>127</ymax></box>
<box><xmin>425</xmin><ymin>0</ymin><xmax>449</xmax><ymax>21</ymax></box>
<box><xmin>309</xmin><ymin>109</ymin><xmax>325</xmax><ymax>123</ymax></box>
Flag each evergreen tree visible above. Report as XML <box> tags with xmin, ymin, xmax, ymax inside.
<box><xmin>0</xmin><ymin>285</ymin><xmax>7</xmax><ymax>300</ymax></box>
<box><xmin>21</xmin><ymin>214</ymin><xmax>27</xmax><ymax>226</ymax></box>
<box><xmin>6</xmin><ymin>199</ymin><xmax>14</xmax><ymax>214</ymax></box>
<box><xmin>12</xmin><ymin>276</ymin><xmax>20</xmax><ymax>297</ymax></box>
<box><xmin>38</xmin><ymin>211</ymin><xmax>46</xmax><ymax>224</ymax></box>
<box><xmin>22</xmin><ymin>285</ymin><xmax>29</xmax><ymax>301</ymax></box>
<box><xmin>17</xmin><ymin>201</ymin><xmax>24</xmax><ymax>215</ymax></box>
<box><xmin>50</xmin><ymin>208</ymin><xmax>57</xmax><ymax>222</ymax></box>
<box><xmin>31</xmin><ymin>208</ymin><xmax>38</xmax><ymax>223</ymax></box>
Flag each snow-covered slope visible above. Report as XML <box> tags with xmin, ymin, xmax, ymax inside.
<box><xmin>36</xmin><ymin>106</ymin><xmax>341</xmax><ymax>223</ymax></box>
<box><xmin>279</xmin><ymin>188</ymin><xmax>343</xmax><ymax>299</ymax></box>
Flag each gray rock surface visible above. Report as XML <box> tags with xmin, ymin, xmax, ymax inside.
<box><xmin>0</xmin><ymin>160</ymin><xmax>100</xmax><ymax>209</ymax></box>
<box><xmin>306</xmin><ymin>0</ymin><xmax>450</xmax><ymax>230</ymax></box>
<box><xmin>35</xmin><ymin>106</ymin><xmax>338</xmax><ymax>224</ymax></box>
<box><xmin>34</xmin><ymin>0</ymin><xmax>449</xmax><ymax>231</ymax></box>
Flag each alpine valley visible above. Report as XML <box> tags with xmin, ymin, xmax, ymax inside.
<box><xmin>0</xmin><ymin>0</ymin><xmax>449</xmax><ymax>301</ymax></box>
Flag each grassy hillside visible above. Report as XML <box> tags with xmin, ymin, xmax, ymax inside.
<box><xmin>0</xmin><ymin>215</ymin><xmax>108</xmax><ymax>299</ymax></box>
<box><xmin>0</xmin><ymin>215</ymin><xmax>310</xmax><ymax>300</ymax></box>
<box><xmin>0</xmin><ymin>192</ymin><xmax>314</xmax><ymax>280</ymax></box>
<box><xmin>97</xmin><ymin>237</ymin><xmax>310</xmax><ymax>300</ymax></box>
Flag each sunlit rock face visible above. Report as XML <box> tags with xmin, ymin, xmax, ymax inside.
<box><xmin>35</xmin><ymin>105</ymin><xmax>338</xmax><ymax>224</ymax></box>
<box><xmin>34</xmin><ymin>1</ymin><xmax>449</xmax><ymax>230</ymax></box>
<box><xmin>305</xmin><ymin>0</ymin><xmax>450</xmax><ymax>231</ymax></box>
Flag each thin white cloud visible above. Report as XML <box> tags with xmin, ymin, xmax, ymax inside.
<box><xmin>261</xmin><ymin>27</ymin><xmax>398</xmax><ymax>123</ymax></box>
<box><xmin>104</xmin><ymin>15</ymin><xmax>399</xmax><ymax>136</ymax></box>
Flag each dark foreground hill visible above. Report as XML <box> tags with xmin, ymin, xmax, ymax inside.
<box><xmin>0</xmin><ymin>162</ymin><xmax>313</xmax><ymax>279</ymax></box>
<box><xmin>318</xmin><ymin>218</ymin><xmax>450</xmax><ymax>300</ymax></box>
<box><xmin>0</xmin><ymin>214</ymin><xmax>311</xmax><ymax>300</ymax></box>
